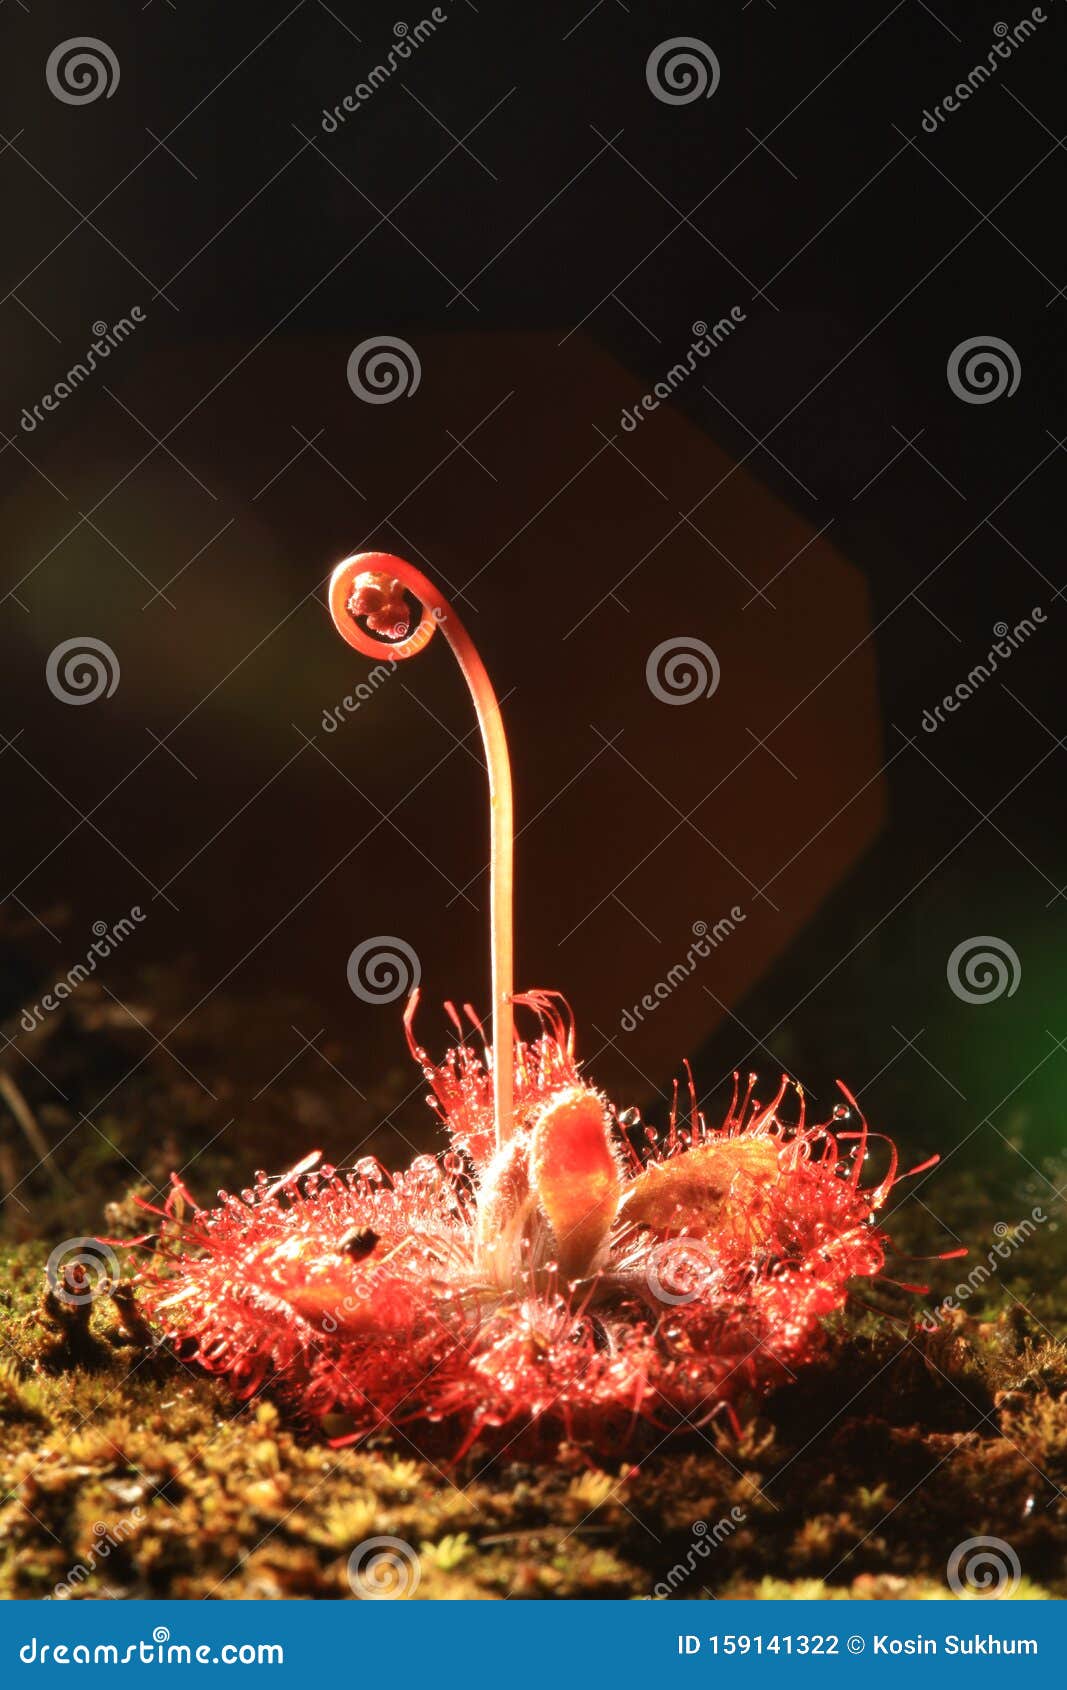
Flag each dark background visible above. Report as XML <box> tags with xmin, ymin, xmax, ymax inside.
<box><xmin>1</xmin><ymin>1</ymin><xmax>1064</xmax><ymax>1232</ymax></box>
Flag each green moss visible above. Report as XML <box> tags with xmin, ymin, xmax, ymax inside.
<box><xmin>2</xmin><ymin>970</ymin><xmax>1065</xmax><ymax>1599</ymax></box>
<box><xmin>2</xmin><ymin>1208</ymin><xmax>1064</xmax><ymax>1600</ymax></box>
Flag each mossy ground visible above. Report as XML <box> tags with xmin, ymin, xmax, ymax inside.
<box><xmin>1</xmin><ymin>971</ymin><xmax>1065</xmax><ymax>1601</ymax></box>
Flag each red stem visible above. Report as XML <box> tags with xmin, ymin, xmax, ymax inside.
<box><xmin>327</xmin><ymin>552</ymin><xmax>515</xmax><ymax>1148</ymax></box>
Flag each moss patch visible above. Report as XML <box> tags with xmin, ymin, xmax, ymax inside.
<box><xmin>1</xmin><ymin>968</ymin><xmax>1064</xmax><ymax>1599</ymax></box>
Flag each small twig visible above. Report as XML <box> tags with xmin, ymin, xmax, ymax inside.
<box><xmin>477</xmin><ymin>1525</ymin><xmax>616</xmax><ymax>1546</ymax></box>
<box><xmin>0</xmin><ymin>1068</ymin><xmax>56</xmax><ymax>1173</ymax></box>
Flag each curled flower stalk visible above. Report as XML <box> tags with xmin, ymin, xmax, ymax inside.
<box><xmin>114</xmin><ymin>551</ymin><xmax>963</xmax><ymax>1459</ymax></box>
<box><xmin>328</xmin><ymin>552</ymin><xmax>514</xmax><ymax>1150</ymax></box>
